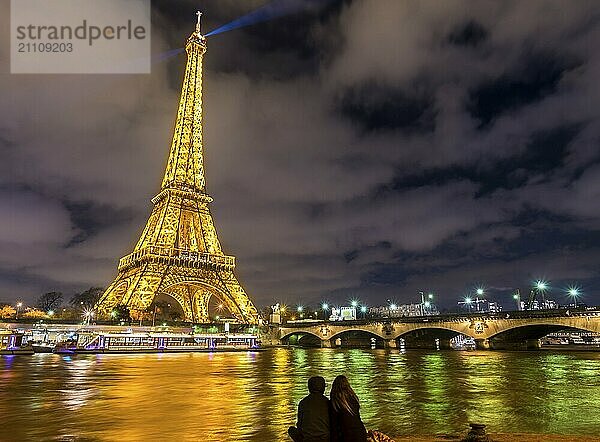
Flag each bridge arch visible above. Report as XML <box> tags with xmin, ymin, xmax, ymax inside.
<box><xmin>393</xmin><ymin>325</ymin><xmax>473</xmax><ymax>350</ymax></box>
<box><xmin>280</xmin><ymin>329</ymin><xmax>322</xmax><ymax>341</ymax></box>
<box><xmin>280</xmin><ymin>330</ymin><xmax>323</xmax><ymax>347</ymax></box>
<box><xmin>392</xmin><ymin>324</ymin><xmax>475</xmax><ymax>340</ymax></box>
<box><xmin>328</xmin><ymin>328</ymin><xmax>387</xmax><ymax>349</ymax></box>
<box><xmin>486</xmin><ymin>319</ymin><xmax>600</xmax><ymax>350</ymax></box>
<box><xmin>329</xmin><ymin>328</ymin><xmax>387</xmax><ymax>341</ymax></box>
<box><xmin>489</xmin><ymin>321</ymin><xmax>600</xmax><ymax>339</ymax></box>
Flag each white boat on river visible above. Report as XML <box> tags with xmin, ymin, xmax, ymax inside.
<box><xmin>53</xmin><ymin>330</ymin><xmax>260</xmax><ymax>354</ymax></box>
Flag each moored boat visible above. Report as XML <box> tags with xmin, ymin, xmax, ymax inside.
<box><xmin>31</xmin><ymin>342</ymin><xmax>56</xmax><ymax>353</ymax></box>
<box><xmin>53</xmin><ymin>330</ymin><xmax>260</xmax><ymax>354</ymax></box>
<box><xmin>0</xmin><ymin>330</ymin><xmax>34</xmax><ymax>355</ymax></box>
<box><xmin>29</xmin><ymin>328</ymin><xmax>76</xmax><ymax>353</ymax></box>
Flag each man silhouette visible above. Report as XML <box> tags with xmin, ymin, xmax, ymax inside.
<box><xmin>288</xmin><ymin>376</ymin><xmax>331</xmax><ymax>442</ymax></box>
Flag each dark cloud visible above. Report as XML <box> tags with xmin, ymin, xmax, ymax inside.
<box><xmin>64</xmin><ymin>201</ymin><xmax>137</xmax><ymax>245</ymax></box>
<box><xmin>468</xmin><ymin>51</ymin><xmax>582</xmax><ymax>127</ymax></box>
<box><xmin>448</xmin><ymin>20</ymin><xmax>489</xmax><ymax>48</ymax></box>
<box><xmin>1</xmin><ymin>0</ymin><xmax>599</xmax><ymax>311</ymax></box>
<box><xmin>380</xmin><ymin>122</ymin><xmax>581</xmax><ymax>197</ymax></box>
<box><xmin>338</xmin><ymin>81</ymin><xmax>436</xmax><ymax>133</ymax></box>
<box><xmin>522</xmin><ymin>124</ymin><xmax>582</xmax><ymax>174</ymax></box>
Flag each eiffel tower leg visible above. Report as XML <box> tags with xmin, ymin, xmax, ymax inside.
<box><xmin>96</xmin><ymin>276</ymin><xmax>133</xmax><ymax>316</ymax></box>
<box><xmin>123</xmin><ymin>272</ymin><xmax>160</xmax><ymax>318</ymax></box>
<box><xmin>98</xmin><ymin>264</ymin><xmax>171</xmax><ymax>319</ymax></box>
<box><xmin>216</xmin><ymin>271</ymin><xmax>259</xmax><ymax>324</ymax></box>
<box><xmin>182</xmin><ymin>286</ymin><xmax>195</xmax><ymax>323</ymax></box>
<box><xmin>193</xmin><ymin>290</ymin><xmax>210</xmax><ymax>323</ymax></box>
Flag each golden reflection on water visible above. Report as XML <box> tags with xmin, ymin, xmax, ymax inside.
<box><xmin>2</xmin><ymin>349</ymin><xmax>600</xmax><ymax>441</ymax></box>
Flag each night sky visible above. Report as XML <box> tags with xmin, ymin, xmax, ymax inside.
<box><xmin>1</xmin><ymin>0</ymin><xmax>599</xmax><ymax>310</ymax></box>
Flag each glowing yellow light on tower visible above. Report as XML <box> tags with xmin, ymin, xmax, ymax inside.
<box><xmin>95</xmin><ymin>13</ymin><xmax>258</xmax><ymax>324</ymax></box>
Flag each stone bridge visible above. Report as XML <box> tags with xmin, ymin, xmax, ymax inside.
<box><xmin>274</xmin><ymin>310</ymin><xmax>600</xmax><ymax>350</ymax></box>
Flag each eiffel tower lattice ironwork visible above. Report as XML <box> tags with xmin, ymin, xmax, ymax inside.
<box><xmin>96</xmin><ymin>16</ymin><xmax>259</xmax><ymax>324</ymax></box>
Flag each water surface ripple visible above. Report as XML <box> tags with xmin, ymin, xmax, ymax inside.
<box><xmin>1</xmin><ymin>349</ymin><xmax>600</xmax><ymax>441</ymax></box>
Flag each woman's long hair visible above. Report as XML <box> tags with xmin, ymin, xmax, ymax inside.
<box><xmin>330</xmin><ymin>375</ymin><xmax>360</xmax><ymax>415</ymax></box>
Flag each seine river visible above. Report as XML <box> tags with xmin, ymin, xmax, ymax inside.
<box><xmin>1</xmin><ymin>348</ymin><xmax>600</xmax><ymax>441</ymax></box>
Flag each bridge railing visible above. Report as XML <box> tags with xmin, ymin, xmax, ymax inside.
<box><xmin>279</xmin><ymin>309</ymin><xmax>600</xmax><ymax>328</ymax></box>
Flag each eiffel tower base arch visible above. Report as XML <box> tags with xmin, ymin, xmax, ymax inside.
<box><xmin>96</xmin><ymin>262</ymin><xmax>259</xmax><ymax>324</ymax></box>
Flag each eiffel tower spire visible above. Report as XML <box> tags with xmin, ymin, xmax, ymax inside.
<box><xmin>160</xmin><ymin>18</ymin><xmax>207</xmax><ymax>194</ymax></box>
<box><xmin>96</xmin><ymin>15</ymin><xmax>259</xmax><ymax>324</ymax></box>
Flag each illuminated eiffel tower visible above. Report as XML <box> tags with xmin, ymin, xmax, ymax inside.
<box><xmin>96</xmin><ymin>14</ymin><xmax>259</xmax><ymax>324</ymax></box>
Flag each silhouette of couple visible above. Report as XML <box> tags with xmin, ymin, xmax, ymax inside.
<box><xmin>288</xmin><ymin>375</ymin><xmax>393</xmax><ymax>442</ymax></box>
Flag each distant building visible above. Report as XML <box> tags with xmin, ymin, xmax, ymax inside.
<box><xmin>369</xmin><ymin>303</ymin><xmax>439</xmax><ymax>318</ymax></box>
<box><xmin>329</xmin><ymin>307</ymin><xmax>357</xmax><ymax>321</ymax></box>
<box><xmin>520</xmin><ymin>299</ymin><xmax>559</xmax><ymax>310</ymax></box>
<box><xmin>486</xmin><ymin>301</ymin><xmax>502</xmax><ymax>314</ymax></box>
<box><xmin>458</xmin><ymin>299</ymin><xmax>503</xmax><ymax>313</ymax></box>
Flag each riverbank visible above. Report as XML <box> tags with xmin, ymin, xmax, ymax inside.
<box><xmin>393</xmin><ymin>434</ymin><xmax>600</xmax><ymax>441</ymax></box>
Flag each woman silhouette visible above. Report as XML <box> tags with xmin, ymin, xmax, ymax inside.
<box><xmin>329</xmin><ymin>375</ymin><xmax>367</xmax><ymax>442</ymax></box>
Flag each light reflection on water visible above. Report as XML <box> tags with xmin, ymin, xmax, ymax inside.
<box><xmin>1</xmin><ymin>349</ymin><xmax>600</xmax><ymax>441</ymax></box>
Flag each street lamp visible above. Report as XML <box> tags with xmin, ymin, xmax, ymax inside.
<box><xmin>566</xmin><ymin>286</ymin><xmax>581</xmax><ymax>306</ymax></box>
<box><xmin>473</xmin><ymin>288</ymin><xmax>485</xmax><ymax>312</ymax></box>
<box><xmin>390</xmin><ymin>303</ymin><xmax>397</xmax><ymax>310</ymax></box>
<box><xmin>512</xmin><ymin>290</ymin><xmax>521</xmax><ymax>311</ymax></box>
<box><xmin>297</xmin><ymin>305</ymin><xmax>303</xmax><ymax>313</ymax></box>
<box><xmin>15</xmin><ymin>302</ymin><xmax>23</xmax><ymax>320</ymax></box>
<box><xmin>533</xmin><ymin>280</ymin><xmax>549</xmax><ymax>309</ymax></box>
<box><xmin>422</xmin><ymin>292</ymin><xmax>434</xmax><ymax>312</ymax></box>
<box><xmin>465</xmin><ymin>297</ymin><xmax>473</xmax><ymax>312</ymax></box>
<box><xmin>351</xmin><ymin>300</ymin><xmax>358</xmax><ymax>308</ymax></box>
<box><xmin>321</xmin><ymin>303</ymin><xmax>329</xmax><ymax>321</ymax></box>
<box><xmin>83</xmin><ymin>308</ymin><xmax>94</xmax><ymax>325</ymax></box>
<box><xmin>422</xmin><ymin>300</ymin><xmax>430</xmax><ymax>316</ymax></box>
<box><xmin>360</xmin><ymin>305</ymin><xmax>367</xmax><ymax>319</ymax></box>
